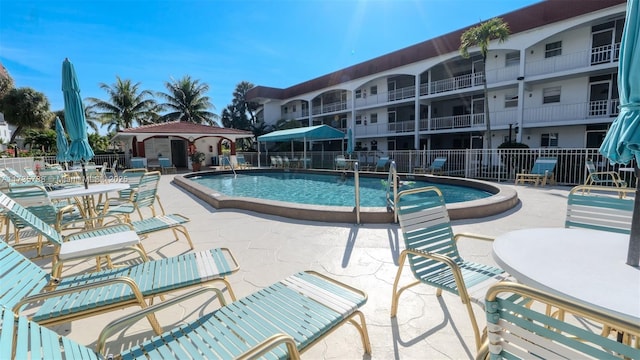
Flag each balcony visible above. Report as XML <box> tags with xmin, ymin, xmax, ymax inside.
<box><xmin>587</xmin><ymin>98</ymin><xmax>619</xmax><ymax>117</ymax></box>
<box><xmin>591</xmin><ymin>43</ymin><xmax>621</xmax><ymax>65</ymax></box>
<box><xmin>430</xmin><ymin>114</ymin><xmax>485</xmax><ymax>130</ymax></box>
<box><xmin>311</xmin><ymin>101</ymin><xmax>348</xmax><ymax>115</ymax></box>
<box><xmin>429</xmin><ymin>73</ymin><xmax>484</xmax><ymax>94</ymax></box>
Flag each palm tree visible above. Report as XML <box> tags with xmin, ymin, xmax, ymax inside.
<box><xmin>459</xmin><ymin>17</ymin><xmax>510</xmax><ymax>152</ymax></box>
<box><xmin>85</xmin><ymin>76</ymin><xmax>159</xmax><ymax>132</ymax></box>
<box><xmin>231</xmin><ymin>81</ymin><xmax>259</xmax><ymax>125</ymax></box>
<box><xmin>157</xmin><ymin>75</ymin><xmax>218</xmax><ymax>125</ymax></box>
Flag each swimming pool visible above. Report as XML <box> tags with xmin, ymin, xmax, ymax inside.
<box><xmin>175</xmin><ymin>169</ymin><xmax>518</xmax><ymax>223</ymax></box>
<box><xmin>189</xmin><ymin>172</ymin><xmax>491</xmax><ymax>207</ymax></box>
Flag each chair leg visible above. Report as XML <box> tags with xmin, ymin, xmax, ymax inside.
<box><xmin>390</xmin><ymin>250</ymin><xmax>421</xmax><ymax>317</ymax></box>
<box><xmin>347</xmin><ymin>310</ymin><xmax>372</xmax><ymax>354</ymax></box>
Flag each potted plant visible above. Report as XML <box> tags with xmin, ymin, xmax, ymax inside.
<box><xmin>190</xmin><ymin>151</ymin><xmax>205</xmax><ymax>171</ymax></box>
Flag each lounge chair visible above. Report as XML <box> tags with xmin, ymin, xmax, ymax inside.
<box><xmin>515</xmin><ymin>156</ymin><xmax>557</xmax><ymax>186</ymax></box>
<box><xmin>0</xmin><ymin>270</ymin><xmax>370</xmax><ymax>359</ymax></box>
<box><xmin>335</xmin><ymin>155</ymin><xmax>348</xmax><ymax>170</ymax></box>
<box><xmin>0</xmin><ymin>237</ymin><xmax>239</xmax><ymax>336</ymax></box>
<box><xmin>0</xmin><ymin>191</ymin><xmax>147</xmax><ymax>277</ymax></box>
<box><xmin>477</xmin><ymin>281</ymin><xmax>640</xmax><ymax>360</ymax></box>
<box><xmin>374</xmin><ymin>156</ymin><xmax>390</xmax><ymax>172</ymax></box>
<box><xmin>566</xmin><ymin>185</ymin><xmax>634</xmax><ymax>234</ymax></box>
<box><xmin>415</xmin><ymin>157</ymin><xmax>447</xmax><ymax>174</ymax></box>
<box><xmin>236</xmin><ymin>154</ymin><xmax>250</xmax><ymax>169</ymax></box>
<box><xmin>158</xmin><ymin>156</ymin><xmax>177</xmax><ymax>174</ymax></box>
<box><xmin>391</xmin><ymin>186</ymin><xmax>508</xmax><ymax>349</ymax></box>
<box><xmin>103</xmin><ymin>171</ymin><xmax>194</xmax><ymax>250</ymax></box>
<box><xmin>584</xmin><ymin>159</ymin><xmax>626</xmax><ymax>188</ymax></box>
<box><xmin>130</xmin><ymin>157</ymin><xmax>146</xmax><ymax>170</ymax></box>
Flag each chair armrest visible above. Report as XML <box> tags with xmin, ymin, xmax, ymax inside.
<box><xmin>96</xmin><ymin>286</ymin><xmax>227</xmax><ymax>355</ymax></box>
<box><xmin>453</xmin><ymin>232</ymin><xmax>494</xmax><ymax>243</ymax></box>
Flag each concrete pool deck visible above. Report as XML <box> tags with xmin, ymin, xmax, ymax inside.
<box><xmin>43</xmin><ymin>174</ymin><xmax>570</xmax><ymax>359</ymax></box>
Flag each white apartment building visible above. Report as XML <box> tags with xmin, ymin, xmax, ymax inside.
<box><xmin>246</xmin><ymin>0</ymin><xmax>627</xmax><ymax>154</ymax></box>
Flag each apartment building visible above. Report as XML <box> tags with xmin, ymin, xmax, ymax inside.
<box><xmin>246</xmin><ymin>0</ymin><xmax>627</xmax><ymax>154</ymax></box>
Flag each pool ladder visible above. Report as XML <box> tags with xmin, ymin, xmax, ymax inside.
<box><xmin>223</xmin><ymin>156</ymin><xmax>237</xmax><ymax>177</ymax></box>
<box><xmin>386</xmin><ymin>161</ymin><xmax>399</xmax><ymax>222</ymax></box>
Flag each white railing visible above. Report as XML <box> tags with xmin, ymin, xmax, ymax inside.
<box><xmin>431</xmin><ymin>114</ymin><xmax>485</xmax><ymax>130</ymax></box>
<box><xmin>588</xmin><ymin>99</ymin><xmax>619</xmax><ymax>117</ymax></box>
<box><xmin>252</xmin><ymin>148</ymin><xmax>635</xmax><ymax>186</ymax></box>
<box><xmin>525</xmin><ymin>49</ymin><xmax>591</xmax><ymax>76</ymax></box>
<box><xmin>429</xmin><ymin>72</ymin><xmax>484</xmax><ymax>94</ymax></box>
<box><xmin>311</xmin><ymin>101</ymin><xmax>348</xmax><ymax>115</ymax></box>
<box><xmin>387</xmin><ymin>86</ymin><xmax>416</xmax><ymax>102</ymax></box>
<box><xmin>591</xmin><ymin>42</ymin><xmax>621</xmax><ymax>65</ymax></box>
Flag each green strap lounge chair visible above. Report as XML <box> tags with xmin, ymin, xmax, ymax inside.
<box><xmin>0</xmin><ymin>235</ymin><xmax>239</xmax><ymax>336</ymax></box>
<box><xmin>566</xmin><ymin>185</ymin><xmax>634</xmax><ymax>234</ymax></box>
<box><xmin>584</xmin><ymin>159</ymin><xmax>627</xmax><ymax>188</ymax></box>
<box><xmin>0</xmin><ymin>271</ymin><xmax>370</xmax><ymax>359</ymax></box>
<box><xmin>158</xmin><ymin>157</ymin><xmax>177</xmax><ymax>174</ymax></box>
<box><xmin>391</xmin><ymin>186</ymin><xmax>507</xmax><ymax>350</ymax></box>
<box><xmin>374</xmin><ymin>156</ymin><xmax>390</xmax><ymax>172</ymax></box>
<box><xmin>477</xmin><ymin>281</ymin><xmax>640</xmax><ymax>360</ymax></box>
<box><xmin>415</xmin><ymin>156</ymin><xmax>447</xmax><ymax>174</ymax></box>
<box><xmin>102</xmin><ymin>171</ymin><xmax>194</xmax><ymax>250</ymax></box>
<box><xmin>515</xmin><ymin>156</ymin><xmax>557</xmax><ymax>186</ymax></box>
<box><xmin>236</xmin><ymin>154</ymin><xmax>250</xmax><ymax>169</ymax></box>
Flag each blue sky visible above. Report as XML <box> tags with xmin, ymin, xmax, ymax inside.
<box><xmin>1</xmin><ymin>0</ymin><xmax>540</xmax><ymax>131</ymax></box>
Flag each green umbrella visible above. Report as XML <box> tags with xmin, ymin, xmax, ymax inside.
<box><xmin>62</xmin><ymin>58</ymin><xmax>94</xmax><ymax>189</ymax></box>
<box><xmin>598</xmin><ymin>0</ymin><xmax>640</xmax><ymax>266</ymax></box>
<box><xmin>55</xmin><ymin>117</ymin><xmax>70</xmax><ymax>165</ymax></box>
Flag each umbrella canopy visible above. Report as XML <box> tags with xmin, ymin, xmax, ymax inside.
<box><xmin>347</xmin><ymin>128</ymin><xmax>354</xmax><ymax>157</ymax></box>
<box><xmin>598</xmin><ymin>0</ymin><xmax>640</xmax><ymax>267</ymax></box>
<box><xmin>55</xmin><ymin>117</ymin><xmax>70</xmax><ymax>164</ymax></box>
<box><xmin>62</xmin><ymin>58</ymin><xmax>94</xmax><ymax>188</ymax></box>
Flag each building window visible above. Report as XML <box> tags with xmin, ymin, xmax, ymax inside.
<box><xmin>292</xmin><ymin>104</ymin><xmax>296</xmax><ymax>112</ymax></box>
<box><xmin>541</xmin><ymin>133</ymin><xmax>559</xmax><ymax>147</ymax></box>
<box><xmin>370</xmin><ymin>113</ymin><xmax>378</xmax><ymax>124</ymax></box>
<box><xmin>543</xmin><ymin>86</ymin><xmax>561</xmax><ymax>104</ymax></box>
<box><xmin>355</xmin><ymin>115</ymin><xmax>362</xmax><ymax>125</ymax></box>
<box><xmin>355</xmin><ymin>89</ymin><xmax>362</xmax><ymax>99</ymax></box>
<box><xmin>545</xmin><ymin>41</ymin><xmax>562</xmax><ymax>58</ymax></box>
<box><xmin>505</xmin><ymin>94</ymin><xmax>518</xmax><ymax>108</ymax></box>
<box><xmin>505</xmin><ymin>51</ymin><xmax>520</xmax><ymax>66</ymax></box>
<box><xmin>388</xmin><ymin>111</ymin><xmax>397</xmax><ymax>123</ymax></box>
<box><xmin>283</xmin><ymin>106</ymin><xmax>288</xmax><ymax>114</ymax></box>
<box><xmin>370</xmin><ymin>86</ymin><xmax>378</xmax><ymax>95</ymax></box>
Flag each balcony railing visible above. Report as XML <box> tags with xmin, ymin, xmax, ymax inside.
<box><xmin>430</xmin><ymin>114</ymin><xmax>485</xmax><ymax>130</ymax></box>
<box><xmin>591</xmin><ymin>42</ymin><xmax>621</xmax><ymax>65</ymax></box>
<box><xmin>387</xmin><ymin>120</ymin><xmax>415</xmax><ymax>133</ymax></box>
<box><xmin>387</xmin><ymin>86</ymin><xmax>416</xmax><ymax>102</ymax></box>
<box><xmin>587</xmin><ymin>98</ymin><xmax>619</xmax><ymax>117</ymax></box>
<box><xmin>429</xmin><ymin>72</ymin><xmax>484</xmax><ymax>94</ymax></box>
<box><xmin>311</xmin><ymin>101</ymin><xmax>348</xmax><ymax>115</ymax></box>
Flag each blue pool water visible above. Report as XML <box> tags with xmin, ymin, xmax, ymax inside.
<box><xmin>190</xmin><ymin>172</ymin><xmax>491</xmax><ymax>207</ymax></box>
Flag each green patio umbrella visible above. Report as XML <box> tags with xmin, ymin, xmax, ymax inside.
<box><xmin>62</xmin><ymin>58</ymin><xmax>94</xmax><ymax>189</ymax></box>
<box><xmin>598</xmin><ymin>0</ymin><xmax>640</xmax><ymax>267</ymax></box>
<box><xmin>55</xmin><ymin>117</ymin><xmax>70</xmax><ymax>166</ymax></box>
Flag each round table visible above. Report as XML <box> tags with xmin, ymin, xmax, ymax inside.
<box><xmin>49</xmin><ymin>183</ymin><xmax>129</xmax><ymax>218</ymax></box>
<box><xmin>493</xmin><ymin>227</ymin><xmax>640</xmax><ymax>323</ymax></box>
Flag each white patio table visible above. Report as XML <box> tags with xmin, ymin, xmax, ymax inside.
<box><xmin>48</xmin><ymin>183</ymin><xmax>129</xmax><ymax>219</ymax></box>
<box><xmin>493</xmin><ymin>227</ymin><xmax>640</xmax><ymax>323</ymax></box>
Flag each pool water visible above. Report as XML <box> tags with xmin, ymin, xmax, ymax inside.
<box><xmin>191</xmin><ymin>172</ymin><xmax>491</xmax><ymax>207</ymax></box>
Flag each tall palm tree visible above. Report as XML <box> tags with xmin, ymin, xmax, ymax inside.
<box><xmin>459</xmin><ymin>17</ymin><xmax>510</xmax><ymax>152</ymax></box>
<box><xmin>85</xmin><ymin>76</ymin><xmax>159</xmax><ymax>132</ymax></box>
<box><xmin>157</xmin><ymin>75</ymin><xmax>218</xmax><ymax>125</ymax></box>
<box><xmin>231</xmin><ymin>81</ymin><xmax>259</xmax><ymax>125</ymax></box>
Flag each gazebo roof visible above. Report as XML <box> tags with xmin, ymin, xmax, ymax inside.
<box><xmin>113</xmin><ymin>121</ymin><xmax>254</xmax><ymax>142</ymax></box>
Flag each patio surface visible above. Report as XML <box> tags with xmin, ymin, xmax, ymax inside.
<box><xmin>44</xmin><ymin>174</ymin><xmax>570</xmax><ymax>359</ymax></box>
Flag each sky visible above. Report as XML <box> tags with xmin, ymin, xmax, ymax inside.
<box><xmin>0</xmin><ymin>0</ymin><xmax>541</xmax><ymax>132</ymax></box>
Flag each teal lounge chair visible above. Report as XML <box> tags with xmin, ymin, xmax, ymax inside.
<box><xmin>236</xmin><ymin>154</ymin><xmax>250</xmax><ymax>168</ymax></box>
<box><xmin>374</xmin><ymin>156</ymin><xmax>390</xmax><ymax>172</ymax></box>
<box><xmin>0</xmin><ymin>271</ymin><xmax>370</xmax><ymax>359</ymax></box>
<box><xmin>415</xmin><ymin>157</ymin><xmax>447</xmax><ymax>174</ymax></box>
<box><xmin>391</xmin><ymin>186</ymin><xmax>507</xmax><ymax>350</ymax></box>
<box><xmin>478</xmin><ymin>282</ymin><xmax>640</xmax><ymax>360</ymax></box>
<box><xmin>584</xmin><ymin>159</ymin><xmax>626</xmax><ymax>188</ymax></box>
<box><xmin>566</xmin><ymin>185</ymin><xmax>634</xmax><ymax>234</ymax></box>
<box><xmin>515</xmin><ymin>156</ymin><xmax>557</xmax><ymax>186</ymax></box>
<box><xmin>130</xmin><ymin>157</ymin><xmax>146</xmax><ymax>169</ymax></box>
<box><xmin>158</xmin><ymin>157</ymin><xmax>176</xmax><ymax>174</ymax></box>
<box><xmin>335</xmin><ymin>155</ymin><xmax>348</xmax><ymax>170</ymax></box>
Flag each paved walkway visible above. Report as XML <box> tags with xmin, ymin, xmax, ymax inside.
<box><xmin>50</xmin><ymin>176</ymin><xmax>572</xmax><ymax>359</ymax></box>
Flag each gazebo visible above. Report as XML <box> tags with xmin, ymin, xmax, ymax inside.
<box><xmin>112</xmin><ymin>121</ymin><xmax>254</xmax><ymax>169</ymax></box>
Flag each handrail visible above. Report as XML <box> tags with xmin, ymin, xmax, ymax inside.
<box><xmin>386</xmin><ymin>161</ymin><xmax>399</xmax><ymax>222</ymax></box>
<box><xmin>224</xmin><ymin>157</ymin><xmax>237</xmax><ymax>177</ymax></box>
<box><xmin>354</xmin><ymin>162</ymin><xmax>360</xmax><ymax>225</ymax></box>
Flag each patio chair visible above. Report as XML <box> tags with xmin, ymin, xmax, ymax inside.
<box><xmin>477</xmin><ymin>281</ymin><xmax>640</xmax><ymax>360</ymax></box>
<box><xmin>565</xmin><ymin>185</ymin><xmax>634</xmax><ymax>235</ymax></box>
<box><xmin>158</xmin><ymin>156</ymin><xmax>177</xmax><ymax>174</ymax></box>
<box><xmin>130</xmin><ymin>157</ymin><xmax>146</xmax><ymax>169</ymax></box>
<box><xmin>391</xmin><ymin>186</ymin><xmax>507</xmax><ymax>350</ymax></box>
<box><xmin>236</xmin><ymin>154</ymin><xmax>250</xmax><ymax>168</ymax></box>
<box><xmin>415</xmin><ymin>157</ymin><xmax>447</xmax><ymax>175</ymax></box>
<box><xmin>374</xmin><ymin>156</ymin><xmax>390</xmax><ymax>172</ymax></box>
<box><xmin>584</xmin><ymin>159</ymin><xmax>626</xmax><ymax>188</ymax></box>
<box><xmin>335</xmin><ymin>154</ymin><xmax>348</xmax><ymax>170</ymax></box>
<box><xmin>0</xmin><ymin>270</ymin><xmax>370</xmax><ymax>360</ymax></box>
<box><xmin>103</xmin><ymin>171</ymin><xmax>194</xmax><ymax>250</ymax></box>
<box><xmin>0</xmin><ymin>191</ymin><xmax>147</xmax><ymax>277</ymax></box>
<box><xmin>0</xmin><ymin>236</ymin><xmax>239</xmax><ymax>336</ymax></box>
<box><xmin>515</xmin><ymin>156</ymin><xmax>557</xmax><ymax>186</ymax></box>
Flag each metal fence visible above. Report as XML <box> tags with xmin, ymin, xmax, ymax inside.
<box><xmin>245</xmin><ymin>148</ymin><xmax>637</xmax><ymax>186</ymax></box>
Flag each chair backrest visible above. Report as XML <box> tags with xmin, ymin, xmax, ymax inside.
<box><xmin>429</xmin><ymin>157</ymin><xmax>447</xmax><ymax>170</ymax></box>
<box><xmin>158</xmin><ymin>157</ymin><xmax>171</xmax><ymax>168</ymax></box>
<box><xmin>236</xmin><ymin>154</ymin><xmax>246</xmax><ymax>164</ymax></box>
<box><xmin>0</xmin><ymin>191</ymin><xmax>63</xmax><ymax>246</ymax></box>
<box><xmin>530</xmin><ymin>157</ymin><xmax>557</xmax><ymax>175</ymax></box>
<box><xmin>375</xmin><ymin>157</ymin><xmax>390</xmax><ymax>171</ymax></box>
<box><xmin>4</xmin><ymin>185</ymin><xmax>61</xmax><ymax>228</ymax></box>
<box><xmin>397</xmin><ymin>187</ymin><xmax>461</xmax><ymax>277</ymax></box>
<box><xmin>24</xmin><ymin>167</ymin><xmax>37</xmax><ymax>178</ymax></box>
<box><xmin>132</xmin><ymin>171</ymin><xmax>162</xmax><ymax>216</ymax></box>
<box><xmin>565</xmin><ymin>185</ymin><xmax>634</xmax><ymax>234</ymax></box>
<box><xmin>484</xmin><ymin>282</ymin><xmax>640</xmax><ymax>360</ymax></box>
<box><xmin>4</xmin><ymin>168</ymin><xmax>22</xmax><ymax>179</ymax></box>
<box><xmin>335</xmin><ymin>155</ymin><xmax>346</xmax><ymax>167</ymax></box>
<box><xmin>119</xmin><ymin>168</ymin><xmax>147</xmax><ymax>199</ymax></box>
<box><xmin>0</xmin><ymin>243</ymin><xmax>51</xmax><ymax>311</ymax></box>
<box><xmin>130</xmin><ymin>157</ymin><xmax>146</xmax><ymax>169</ymax></box>
<box><xmin>0</xmin><ymin>305</ymin><xmax>101</xmax><ymax>360</ymax></box>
